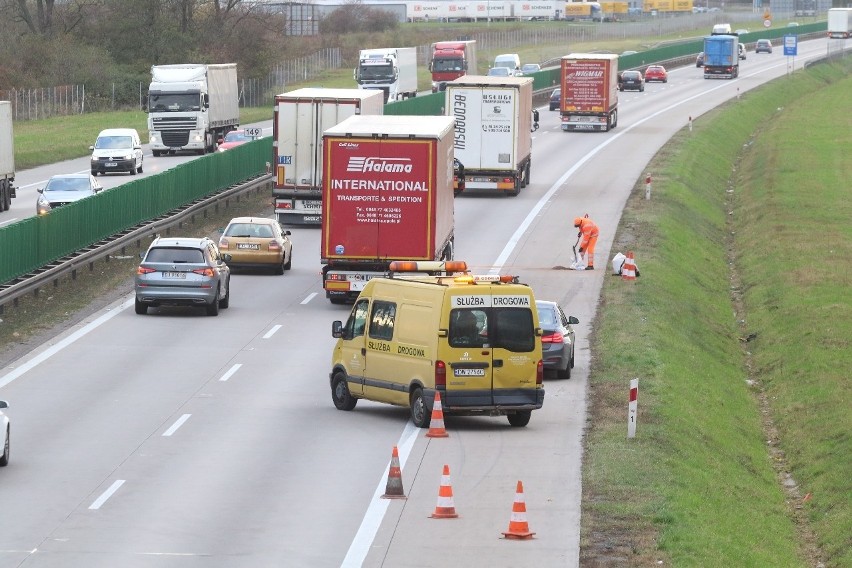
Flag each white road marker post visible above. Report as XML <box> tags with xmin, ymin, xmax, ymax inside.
<box><xmin>644</xmin><ymin>175</ymin><xmax>652</xmax><ymax>200</ymax></box>
<box><xmin>627</xmin><ymin>378</ymin><xmax>639</xmax><ymax>438</ymax></box>
<box><xmin>688</xmin><ymin>115</ymin><xmax>693</xmax><ymax>132</ymax></box>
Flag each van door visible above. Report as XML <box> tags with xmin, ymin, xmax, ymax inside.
<box><xmin>445</xmin><ymin>303</ymin><xmax>494</xmax><ymax>407</ymax></box>
<box><xmin>488</xmin><ymin>300</ymin><xmax>540</xmax><ymax>407</ymax></box>
<box><xmin>338</xmin><ymin>298</ymin><xmax>370</xmax><ymax>397</ymax></box>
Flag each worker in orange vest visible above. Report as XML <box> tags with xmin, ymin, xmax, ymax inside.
<box><xmin>574</xmin><ymin>215</ymin><xmax>599</xmax><ymax>270</ymax></box>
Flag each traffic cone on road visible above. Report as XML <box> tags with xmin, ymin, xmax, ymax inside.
<box><xmin>430</xmin><ymin>464</ymin><xmax>459</xmax><ymax>519</ymax></box>
<box><xmin>381</xmin><ymin>446</ymin><xmax>406</xmax><ymax>500</ymax></box>
<box><xmin>621</xmin><ymin>251</ymin><xmax>636</xmax><ymax>281</ymax></box>
<box><xmin>425</xmin><ymin>391</ymin><xmax>449</xmax><ymax>438</ymax></box>
<box><xmin>501</xmin><ymin>480</ymin><xmax>535</xmax><ymax>540</ymax></box>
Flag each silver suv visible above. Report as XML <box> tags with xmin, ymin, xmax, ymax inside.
<box><xmin>135</xmin><ymin>237</ymin><xmax>231</xmax><ymax>316</ymax></box>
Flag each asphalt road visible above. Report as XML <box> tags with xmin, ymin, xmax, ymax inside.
<box><xmin>0</xmin><ymin>39</ymin><xmax>832</xmax><ymax>568</ymax></box>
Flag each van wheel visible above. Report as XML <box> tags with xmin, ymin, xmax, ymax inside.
<box><xmin>331</xmin><ymin>372</ymin><xmax>357</xmax><ymax>411</ymax></box>
<box><xmin>507</xmin><ymin>411</ymin><xmax>531</xmax><ymax>427</ymax></box>
<box><xmin>410</xmin><ymin>388</ymin><xmax>432</xmax><ymax>429</ymax></box>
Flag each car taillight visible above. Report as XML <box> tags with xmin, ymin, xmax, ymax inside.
<box><xmin>536</xmin><ymin>360</ymin><xmax>543</xmax><ymax>385</ymax></box>
<box><xmin>435</xmin><ymin>360</ymin><xmax>446</xmax><ymax>387</ymax></box>
<box><xmin>192</xmin><ymin>268</ymin><xmax>215</xmax><ymax>277</ymax></box>
<box><xmin>541</xmin><ymin>331</ymin><xmax>564</xmax><ymax>344</ymax></box>
<box><xmin>136</xmin><ymin>266</ymin><xmax>155</xmax><ymax>275</ymax></box>
<box><xmin>268</xmin><ymin>241</ymin><xmax>281</xmax><ymax>251</ymax></box>
<box><xmin>219</xmin><ymin>238</ymin><xmax>229</xmax><ymax>249</ymax></box>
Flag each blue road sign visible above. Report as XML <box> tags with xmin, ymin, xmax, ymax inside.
<box><xmin>783</xmin><ymin>34</ymin><xmax>798</xmax><ymax>56</ymax></box>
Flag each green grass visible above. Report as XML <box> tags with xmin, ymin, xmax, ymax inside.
<box><xmin>581</xmin><ymin>58</ymin><xmax>852</xmax><ymax>566</ymax></box>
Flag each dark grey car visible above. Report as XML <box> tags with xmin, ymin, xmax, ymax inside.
<box><xmin>135</xmin><ymin>237</ymin><xmax>231</xmax><ymax>316</ymax></box>
<box><xmin>619</xmin><ymin>70</ymin><xmax>644</xmax><ymax>92</ymax></box>
<box><xmin>536</xmin><ymin>300</ymin><xmax>579</xmax><ymax>379</ymax></box>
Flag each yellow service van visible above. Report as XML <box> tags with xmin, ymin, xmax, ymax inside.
<box><xmin>329</xmin><ymin>261</ymin><xmax>544</xmax><ymax>428</ymax></box>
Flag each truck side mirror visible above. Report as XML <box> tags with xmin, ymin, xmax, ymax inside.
<box><xmin>532</xmin><ymin>109</ymin><xmax>540</xmax><ymax>131</ymax></box>
<box><xmin>203</xmin><ymin>94</ymin><xmax>210</xmax><ymax>109</ymax></box>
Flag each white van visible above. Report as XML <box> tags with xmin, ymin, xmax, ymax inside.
<box><xmin>90</xmin><ymin>128</ymin><xmax>143</xmax><ymax>176</ymax></box>
<box><xmin>492</xmin><ymin>53</ymin><xmax>521</xmax><ymax>76</ymax></box>
<box><xmin>711</xmin><ymin>23</ymin><xmax>732</xmax><ymax>35</ymax></box>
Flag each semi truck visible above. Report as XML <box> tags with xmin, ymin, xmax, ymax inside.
<box><xmin>429</xmin><ymin>40</ymin><xmax>478</xmax><ymax>93</ymax></box>
<box><xmin>703</xmin><ymin>35</ymin><xmax>739</xmax><ymax>79</ymax></box>
<box><xmin>145</xmin><ymin>63</ymin><xmax>240</xmax><ymax>156</ymax></box>
<box><xmin>559</xmin><ymin>54</ymin><xmax>619</xmax><ymax>132</ymax></box>
<box><xmin>445</xmin><ymin>75</ymin><xmax>538</xmax><ymax>196</ymax></box>
<box><xmin>320</xmin><ymin>114</ymin><xmax>457</xmax><ymax>304</ymax></box>
<box><xmin>272</xmin><ymin>88</ymin><xmax>384</xmax><ymax>226</ymax></box>
<box><xmin>354</xmin><ymin>48</ymin><xmax>418</xmax><ymax>103</ymax></box>
<box><xmin>827</xmin><ymin>8</ymin><xmax>852</xmax><ymax>39</ymax></box>
<box><xmin>0</xmin><ymin>101</ymin><xmax>16</xmax><ymax>213</ymax></box>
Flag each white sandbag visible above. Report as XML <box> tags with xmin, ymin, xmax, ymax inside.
<box><xmin>612</xmin><ymin>253</ymin><xmax>626</xmax><ymax>275</ymax></box>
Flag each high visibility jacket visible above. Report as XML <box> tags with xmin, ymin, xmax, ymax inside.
<box><xmin>577</xmin><ymin>218</ymin><xmax>599</xmax><ymax>250</ymax></box>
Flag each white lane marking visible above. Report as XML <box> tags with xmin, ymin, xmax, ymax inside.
<box><xmin>0</xmin><ymin>298</ymin><xmax>134</xmax><ymax>389</ymax></box>
<box><xmin>301</xmin><ymin>292</ymin><xmax>318</xmax><ymax>305</ymax></box>
<box><xmin>262</xmin><ymin>324</ymin><xmax>282</xmax><ymax>339</ymax></box>
<box><xmin>0</xmin><ymin>218</ymin><xmax>18</xmax><ymax>226</ymax></box>
<box><xmin>162</xmin><ymin>414</ymin><xmax>191</xmax><ymax>437</ymax></box>
<box><xmin>340</xmin><ymin>421</ymin><xmax>418</xmax><ymax>568</ymax></box>
<box><xmin>219</xmin><ymin>363</ymin><xmax>242</xmax><ymax>382</ymax></box>
<box><xmin>88</xmin><ymin>479</ymin><xmax>125</xmax><ymax>510</ymax></box>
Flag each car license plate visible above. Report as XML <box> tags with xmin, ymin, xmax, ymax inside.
<box><xmin>237</xmin><ymin>243</ymin><xmax>259</xmax><ymax>249</ymax></box>
<box><xmin>162</xmin><ymin>271</ymin><xmax>186</xmax><ymax>279</ymax></box>
<box><xmin>105</xmin><ymin>162</ymin><xmax>117</xmax><ymax>167</ymax></box>
<box><xmin>454</xmin><ymin>368</ymin><xmax>485</xmax><ymax>377</ymax></box>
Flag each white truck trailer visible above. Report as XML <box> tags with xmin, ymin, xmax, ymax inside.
<box><xmin>272</xmin><ymin>88</ymin><xmax>384</xmax><ymax>225</ymax></box>
<box><xmin>354</xmin><ymin>48</ymin><xmax>418</xmax><ymax>103</ymax></box>
<box><xmin>827</xmin><ymin>8</ymin><xmax>852</xmax><ymax>39</ymax></box>
<box><xmin>0</xmin><ymin>101</ymin><xmax>15</xmax><ymax>212</ymax></box>
<box><xmin>445</xmin><ymin>75</ymin><xmax>538</xmax><ymax>196</ymax></box>
<box><xmin>146</xmin><ymin>64</ymin><xmax>240</xmax><ymax>156</ymax></box>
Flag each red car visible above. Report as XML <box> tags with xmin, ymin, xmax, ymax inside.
<box><xmin>644</xmin><ymin>65</ymin><xmax>668</xmax><ymax>83</ymax></box>
<box><xmin>217</xmin><ymin>128</ymin><xmax>262</xmax><ymax>152</ymax></box>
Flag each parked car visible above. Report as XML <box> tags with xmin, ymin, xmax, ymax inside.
<box><xmin>536</xmin><ymin>300</ymin><xmax>579</xmax><ymax>379</ymax></box>
<box><xmin>36</xmin><ymin>173</ymin><xmax>103</xmax><ymax>216</ymax></box>
<box><xmin>217</xmin><ymin>216</ymin><xmax>293</xmax><ymax>274</ymax></box>
<box><xmin>90</xmin><ymin>128</ymin><xmax>143</xmax><ymax>176</ymax></box>
<box><xmin>134</xmin><ymin>236</ymin><xmax>231</xmax><ymax>316</ymax></box>
<box><xmin>644</xmin><ymin>64</ymin><xmax>668</xmax><ymax>83</ymax></box>
<box><xmin>696</xmin><ymin>52</ymin><xmax>705</xmax><ymax>67</ymax></box>
<box><xmin>217</xmin><ymin>128</ymin><xmax>261</xmax><ymax>152</ymax></box>
<box><xmin>619</xmin><ymin>70</ymin><xmax>644</xmax><ymax>92</ymax></box>
<box><xmin>549</xmin><ymin>87</ymin><xmax>561</xmax><ymax>111</ymax></box>
<box><xmin>755</xmin><ymin>39</ymin><xmax>773</xmax><ymax>53</ymax></box>
<box><xmin>517</xmin><ymin>63</ymin><xmax>541</xmax><ymax>76</ymax></box>
<box><xmin>0</xmin><ymin>400</ymin><xmax>9</xmax><ymax>467</ymax></box>
<box><xmin>487</xmin><ymin>66</ymin><xmax>512</xmax><ymax>77</ymax></box>
<box><xmin>738</xmin><ymin>43</ymin><xmax>747</xmax><ymax>60</ymax></box>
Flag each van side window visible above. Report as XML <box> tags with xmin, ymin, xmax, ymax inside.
<box><xmin>492</xmin><ymin>308</ymin><xmax>535</xmax><ymax>352</ymax></box>
<box><xmin>348</xmin><ymin>299</ymin><xmax>370</xmax><ymax>338</ymax></box>
<box><xmin>450</xmin><ymin>309</ymin><xmax>488</xmax><ymax>347</ymax></box>
<box><xmin>369</xmin><ymin>301</ymin><xmax>396</xmax><ymax>341</ymax></box>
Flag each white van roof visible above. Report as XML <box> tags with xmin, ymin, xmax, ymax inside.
<box><xmin>96</xmin><ymin>128</ymin><xmax>139</xmax><ymax>138</ymax></box>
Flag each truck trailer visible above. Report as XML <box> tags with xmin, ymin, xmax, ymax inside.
<box><xmin>0</xmin><ymin>101</ymin><xmax>16</xmax><ymax>212</ymax></box>
<box><xmin>429</xmin><ymin>40</ymin><xmax>478</xmax><ymax>93</ymax></box>
<box><xmin>272</xmin><ymin>88</ymin><xmax>384</xmax><ymax>226</ymax></box>
<box><xmin>827</xmin><ymin>8</ymin><xmax>852</xmax><ymax>39</ymax></box>
<box><xmin>703</xmin><ymin>35</ymin><xmax>739</xmax><ymax>79</ymax></box>
<box><xmin>354</xmin><ymin>48</ymin><xmax>418</xmax><ymax>103</ymax></box>
<box><xmin>445</xmin><ymin>75</ymin><xmax>538</xmax><ymax>196</ymax></box>
<box><xmin>320</xmin><ymin>115</ymin><xmax>457</xmax><ymax>304</ymax></box>
<box><xmin>146</xmin><ymin>63</ymin><xmax>240</xmax><ymax>156</ymax></box>
<box><xmin>559</xmin><ymin>54</ymin><xmax>619</xmax><ymax>132</ymax></box>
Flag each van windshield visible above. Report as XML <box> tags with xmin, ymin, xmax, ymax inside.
<box><xmin>95</xmin><ymin>136</ymin><xmax>133</xmax><ymax>149</ymax></box>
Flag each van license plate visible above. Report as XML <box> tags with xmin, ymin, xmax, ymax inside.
<box><xmin>105</xmin><ymin>162</ymin><xmax>117</xmax><ymax>167</ymax></box>
<box><xmin>454</xmin><ymin>368</ymin><xmax>485</xmax><ymax>377</ymax></box>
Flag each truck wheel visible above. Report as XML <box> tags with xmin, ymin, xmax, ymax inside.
<box><xmin>507</xmin><ymin>411</ymin><xmax>531</xmax><ymax>427</ymax></box>
<box><xmin>153</xmin><ymin>150</ymin><xmax>162</xmax><ymax>157</ymax></box>
<box><xmin>331</xmin><ymin>372</ymin><xmax>357</xmax><ymax>411</ymax></box>
<box><xmin>410</xmin><ymin>387</ymin><xmax>432</xmax><ymax>429</ymax></box>
<box><xmin>507</xmin><ymin>177</ymin><xmax>520</xmax><ymax>197</ymax></box>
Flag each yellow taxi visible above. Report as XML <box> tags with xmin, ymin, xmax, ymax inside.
<box><xmin>218</xmin><ymin>217</ymin><xmax>293</xmax><ymax>274</ymax></box>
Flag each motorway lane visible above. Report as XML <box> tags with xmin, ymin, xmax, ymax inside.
<box><xmin>0</xmin><ymin>123</ymin><xmax>274</xmax><ymax>227</ymax></box>
<box><xmin>0</xmin><ymin>40</ymin><xmax>830</xmax><ymax>567</ymax></box>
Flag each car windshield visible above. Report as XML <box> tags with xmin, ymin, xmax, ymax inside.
<box><xmin>94</xmin><ymin>136</ymin><xmax>133</xmax><ymax>149</ymax></box>
<box><xmin>225</xmin><ymin>223</ymin><xmax>274</xmax><ymax>238</ymax></box>
<box><xmin>145</xmin><ymin>247</ymin><xmax>205</xmax><ymax>263</ymax></box>
<box><xmin>45</xmin><ymin>177</ymin><xmax>91</xmax><ymax>192</ymax></box>
<box><xmin>488</xmin><ymin>67</ymin><xmax>510</xmax><ymax>76</ymax></box>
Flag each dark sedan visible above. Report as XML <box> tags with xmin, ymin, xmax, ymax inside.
<box><xmin>549</xmin><ymin>88</ymin><xmax>561</xmax><ymax>111</ymax></box>
<box><xmin>618</xmin><ymin>70</ymin><xmax>644</xmax><ymax>92</ymax></box>
<box><xmin>536</xmin><ymin>300</ymin><xmax>579</xmax><ymax>379</ymax></box>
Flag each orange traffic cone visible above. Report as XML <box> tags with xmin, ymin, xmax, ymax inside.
<box><xmin>430</xmin><ymin>464</ymin><xmax>459</xmax><ymax>518</ymax></box>
<box><xmin>621</xmin><ymin>251</ymin><xmax>636</xmax><ymax>281</ymax></box>
<box><xmin>425</xmin><ymin>391</ymin><xmax>449</xmax><ymax>438</ymax></box>
<box><xmin>502</xmin><ymin>480</ymin><xmax>535</xmax><ymax>540</ymax></box>
<box><xmin>381</xmin><ymin>446</ymin><xmax>406</xmax><ymax>500</ymax></box>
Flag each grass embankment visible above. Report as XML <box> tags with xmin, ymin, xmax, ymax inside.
<box><xmin>582</xmin><ymin>58</ymin><xmax>851</xmax><ymax>566</ymax></box>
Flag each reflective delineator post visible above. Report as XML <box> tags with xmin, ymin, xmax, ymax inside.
<box><xmin>688</xmin><ymin>115</ymin><xmax>693</xmax><ymax>132</ymax></box>
<box><xmin>645</xmin><ymin>175</ymin><xmax>652</xmax><ymax>200</ymax></box>
<box><xmin>628</xmin><ymin>378</ymin><xmax>639</xmax><ymax>438</ymax></box>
